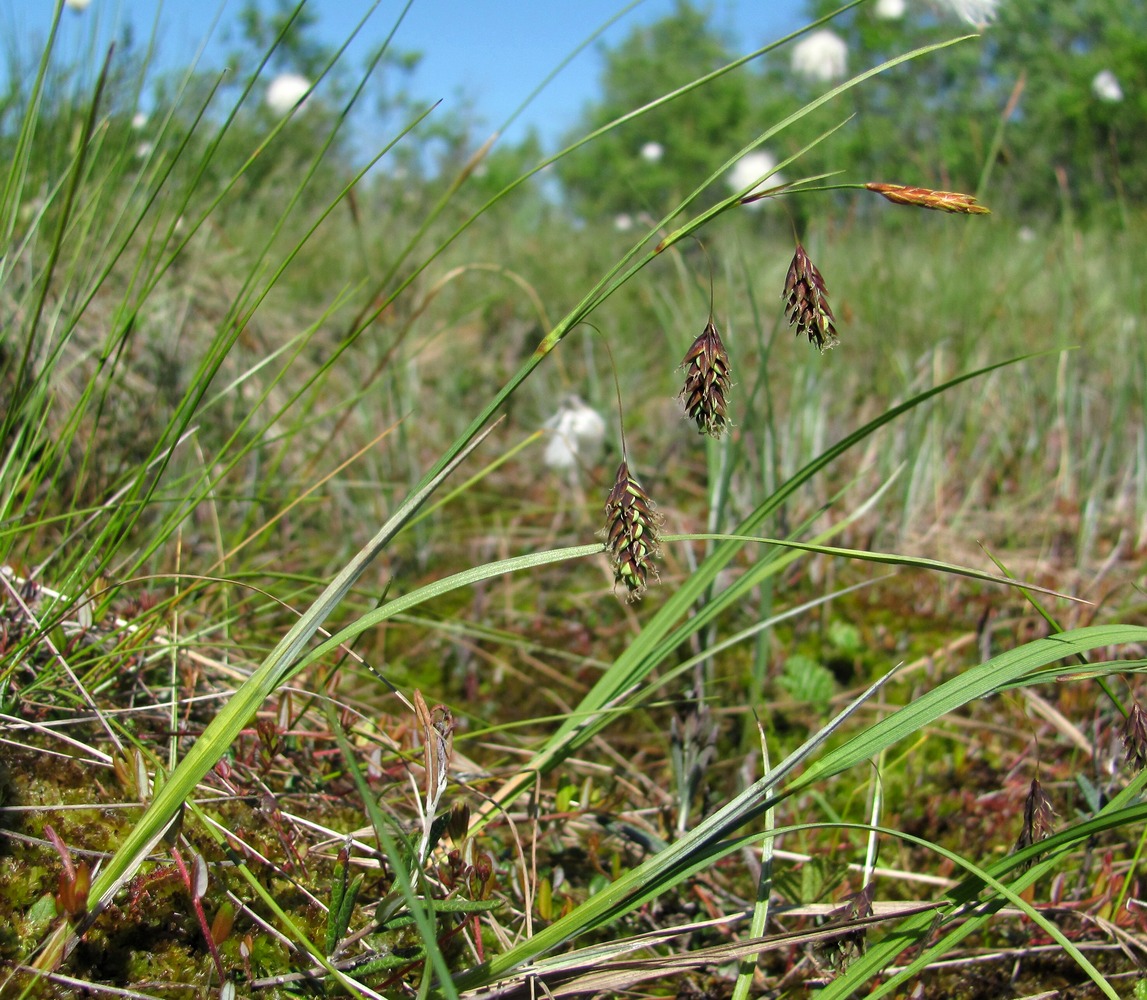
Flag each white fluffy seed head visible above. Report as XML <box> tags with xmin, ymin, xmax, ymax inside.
<box><xmin>543</xmin><ymin>395</ymin><xmax>606</xmax><ymax>473</ymax></box>
<box><xmin>791</xmin><ymin>30</ymin><xmax>848</xmax><ymax>83</ymax></box>
<box><xmin>1092</xmin><ymin>69</ymin><xmax>1123</xmax><ymax>103</ymax></box>
<box><xmin>727</xmin><ymin>150</ymin><xmax>784</xmax><ymax>206</ymax></box>
<box><xmin>265</xmin><ymin>73</ymin><xmax>312</xmax><ymax>116</ymax></box>
<box><xmin>640</xmin><ymin>141</ymin><xmax>664</xmax><ymax>163</ymax></box>
<box><xmin>931</xmin><ymin>0</ymin><xmax>1001</xmax><ymax>28</ymax></box>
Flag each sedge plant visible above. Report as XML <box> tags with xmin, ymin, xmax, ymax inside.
<box><xmin>2</xmin><ymin>2</ymin><xmax>1144</xmax><ymax>998</ymax></box>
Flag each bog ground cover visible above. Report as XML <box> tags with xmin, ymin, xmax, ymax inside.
<box><xmin>1</xmin><ymin>2</ymin><xmax>1145</xmax><ymax>998</ymax></box>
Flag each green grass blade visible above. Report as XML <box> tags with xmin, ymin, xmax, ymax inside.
<box><xmin>793</xmin><ymin>624</ymin><xmax>1147</xmax><ymax>790</ymax></box>
<box><xmin>472</xmin><ymin>352</ymin><xmax>1045</xmax><ymax>827</ymax></box>
<box><xmin>818</xmin><ymin>786</ymin><xmax>1147</xmax><ymax>998</ymax></box>
<box><xmin>67</xmin><ymin>423</ymin><xmax>499</xmax><ymax>929</ymax></box>
<box><xmin>448</xmin><ymin>666</ymin><xmax>901</xmax><ymax>990</ymax></box>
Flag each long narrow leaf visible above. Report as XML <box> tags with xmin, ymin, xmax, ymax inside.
<box><xmin>48</xmin><ymin>423</ymin><xmax>501</xmax><ymax>956</ymax></box>
<box><xmin>472</xmin><ymin>352</ymin><xmax>1049</xmax><ymax>830</ymax></box>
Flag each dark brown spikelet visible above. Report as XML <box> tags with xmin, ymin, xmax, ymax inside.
<box><xmin>602</xmin><ymin>461</ymin><xmax>662</xmax><ymax>601</ymax></box>
<box><xmin>783</xmin><ymin>243</ymin><xmax>838</xmax><ymax>353</ymax></box>
<box><xmin>1121</xmin><ymin>701</ymin><xmax>1147</xmax><ymax>771</ymax></box>
<box><xmin>1013</xmin><ymin>777</ymin><xmax>1055</xmax><ymax>860</ymax></box>
<box><xmin>812</xmin><ymin>881</ymin><xmax>875</xmax><ymax>974</ymax></box>
<box><xmin>865</xmin><ymin>182</ymin><xmax>991</xmax><ymax>215</ymax></box>
<box><xmin>679</xmin><ymin>318</ymin><xmax>732</xmax><ymax>438</ymax></box>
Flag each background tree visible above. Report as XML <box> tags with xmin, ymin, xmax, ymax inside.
<box><xmin>794</xmin><ymin>0</ymin><xmax>1147</xmax><ymax>216</ymax></box>
<box><xmin>232</xmin><ymin>0</ymin><xmax>329</xmax><ymax>79</ymax></box>
<box><xmin>146</xmin><ymin>0</ymin><xmax>477</xmax><ymax>211</ymax></box>
<box><xmin>765</xmin><ymin>2</ymin><xmax>1002</xmax><ymax>214</ymax></box>
<box><xmin>558</xmin><ymin>0</ymin><xmax>1146</xmax><ymax>222</ymax></box>
<box><xmin>985</xmin><ymin>0</ymin><xmax>1147</xmax><ymax>215</ymax></box>
<box><xmin>555</xmin><ymin>0</ymin><xmax>752</xmax><ymax>220</ymax></box>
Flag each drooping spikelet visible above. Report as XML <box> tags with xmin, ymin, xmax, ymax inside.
<box><xmin>813</xmin><ymin>881</ymin><xmax>875</xmax><ymax>974</ymax></box>
<box><xmin>783</xmin><ymin>244</ymin><xmax>838</xmax><ymax>353</ymax></box>
<box><xmin>679</xmin><ymin>318</ymin><xmax>732</xmax><ymax>438</ymax></box>
<box><xmin>1013</xmin><ymin>777</ymin><xmax>1055</xmax><ymax>858</ymax></box>
<box><xmin>1122</xmin><ymin>701</ymin><xmax>1147</xmax><ymax>772</ymax></box>
<box><xmin>602</xmin><ymin>461</ymin><xmax>662</xmax><ymax>600</ymax></box>
<box><xmin>865</xmin><ymin>182</ymin><xmax>990</xmax><ymax>215</ymax></box>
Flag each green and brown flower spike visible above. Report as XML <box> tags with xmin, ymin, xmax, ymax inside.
<box><xmin>865</xmin><ymin>182</ymin><xmax>990</xmax><ymax>215</ymax></box>
<box><xmin>783</xmin><ymin>243</ymin><xmax>838</xmax><ymax>353</ymax></box>
<box><xmin>602</xmin><ymin>460</ymin><xmax>662</xmax><ymax>600</ymax></box>
<box><xmin>679</xmin><ymin>318</ymin><xmax>732</xmax><ymax>438</ymax></box>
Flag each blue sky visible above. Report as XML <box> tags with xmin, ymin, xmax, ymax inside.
<box><xmin>7</xmin><ymin>1</ymin><xmax>805</xmax><ymax>148</ymax></box>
